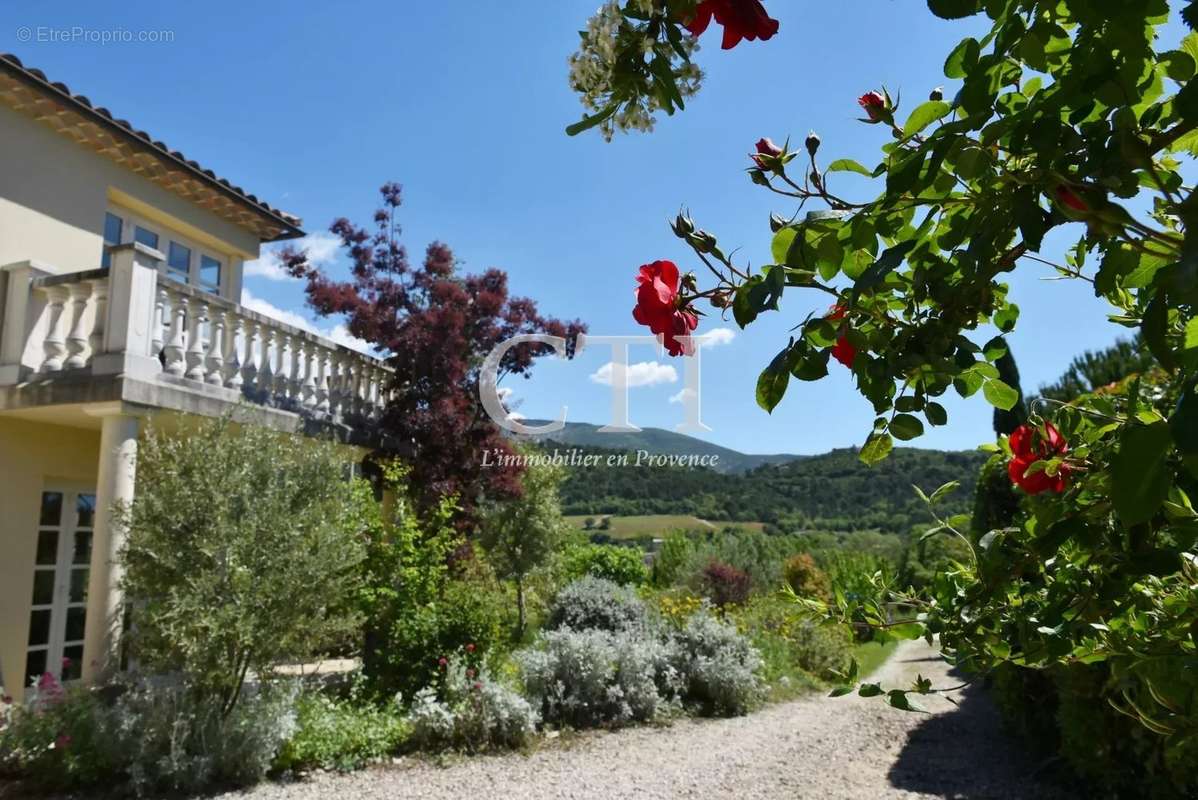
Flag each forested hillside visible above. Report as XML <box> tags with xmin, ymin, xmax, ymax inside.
<box><xmin>553</xmin><ymin>443</ymin><xmax>987</xmax><ymax>534</ymax></box>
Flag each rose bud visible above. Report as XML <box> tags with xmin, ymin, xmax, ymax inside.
<box><xmin>756</xmin><ymin>137</ymin><xmax>783</xmax><ymax>158</ymax></box>
<box><xmin>749</xmin><ymin>168</ymin><xmax>770</xmax><ymax>186</ymax></box>
<box><xmin>691</xmin><ymin>230</ymin><xmax>718</xmax><ymax>253</ymax></box>
<box><xmin>805</xmin><ymin>131</ymin><xmax>821</xmax><ymax>157</ymax></box>
<box><xmin>858</xmin><ymin>91</ymin><xmax>887</xmax><ymax>123</ymax></box>
<box><xmin>930</xmin><ymin>86</ymin><xmax>944</xmax><ymax>101</ymax></box>
<box><xmin>769</xmin><ymin>212</ymin><xmax>788</xmax><ymax>233</ymax></box>
<box><xmin>672</xmin><ymin>211</ymin><xmax>696</xmax><ymax>237</ymax></box>
<box><xmin>681</xmin><ymin>272</ymin><xmax>698</xmax><ymax>292</ymax></box>
<box><xmin>710</xmin><ymin>291</ymin><xmax>732</xmax><ymax>309</ymax></box>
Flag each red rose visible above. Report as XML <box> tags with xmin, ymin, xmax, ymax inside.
<box><xmin>756</xmin><ymin>137</ymin><xmax>782</xmax><ymax>157</ymax></box>
<box><xmin>831</xmin><ymin>337</ymin><xmax>857</xmax><ymax>368</ymax></box>
<box><xmin>438</xmin><ymin>657</ymin><xmax>448</xmax><ymax>668</ymax></box>
<box><xmin>858</xmin><ymin>91</ymin><xmax>887</xmax><ymax>122</ymax></box>
<box><xmin>685</xmin><ymin>0</ymin><xmax>779</xmax><ymax>50</ymax></box>
<box><xmin>465</xmin><ymin>643</ymin><xmax>475</xmax><ymax>653</ymax></box>
<box><xmin>1008</xmin><ymin>422</ymin><xmax>1071</xmax><ymax>494</ymax></box>
<box><xmin>1055</xmin><ymin>186</ymin><xmax>1088</xmax><ymax>212</ymax></box>
<box><xmin>633</xmin><ymin>260</ymin><xmax>699</xmax><ymax>357</ymax></box>
<box><xmin>826</xmin><ymin>304</ymin><xmax>857</xmax><ymax>367</ymax></box>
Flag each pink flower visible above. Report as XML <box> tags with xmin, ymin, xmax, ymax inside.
<box><xmin>61</xmin><ymin>657</ymin><xmax>72</xmax><ymax>670</ymax></box>
<box><xmin>465</xmin><ymin>643</ymin><xmax>475</xmax><ymax>653</ymax></box>
<box><xmin>438</xmin><ymin>657</ymin><xmax>448</xmax><ymax>668</ymax></box>
<box><xmin>472</xmin><ymin>682</ymin><xmax>483</xmax><ymax>691</ymax></box>
<box><xmin>466</xmin><ymin>668</ymin><xmax>475</xmax><ymax>678</ymax></box>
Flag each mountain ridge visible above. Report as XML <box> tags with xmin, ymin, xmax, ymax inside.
<box><xmin>513</xmin><ymin>419</ymin><xmax>802</xmax><ymax>474</ymax></box>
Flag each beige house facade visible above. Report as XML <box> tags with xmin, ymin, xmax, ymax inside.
<box><xmin>0</xmin><ymin>54</ymin><xmax>388</xmax><ymax>700</ymax></box>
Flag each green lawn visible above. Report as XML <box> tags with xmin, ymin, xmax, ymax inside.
<box><xmin>565</xmin><ymin>514</ymin><xmax>766</xmax><ymax>539</ymax></box>
<box><xmin>851</xmin><ymin>639</ymin><xmax>899</xmax><ymax>679</ymax></box>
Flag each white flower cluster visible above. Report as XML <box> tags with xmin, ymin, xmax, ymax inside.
<box><xmin>568</xmin><ymin>1</ymin><xmax>703</xmax><ymax>140</ymax></box>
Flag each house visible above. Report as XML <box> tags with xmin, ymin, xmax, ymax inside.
<box><xmin>0</xmin><ymin>54</ymin><xmax>390</xmax><ymax>701</ymax></box>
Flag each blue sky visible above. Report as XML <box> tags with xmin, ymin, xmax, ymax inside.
<box><xmin>4</xmin><ymin>2</ymin><xmax>1186</xmax><ymax>455</ymax></box>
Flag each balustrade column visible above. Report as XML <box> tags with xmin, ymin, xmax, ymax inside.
<box><xmin>289</xmin><ymin>339</ymin><xmax>305</xmax><ymax>402</ymax></box>
<box><xmin>150</xmin><ymin>288</ymin><xmax>167</xmax><ymax>360</ymax></box>
<box><xmin>225</xmin><ymin>313</ymin><xmax>244</xmax><ymax>389</ymax></box>
<box><xmin>327</xmin><ymin>355</ymin><xmax>343</xmax><ymax>417</ymax></box>
<box><xmin>184</xmin><ymin>301</ymin><xmax>209</xmax><ymax>382</ymax></box>
<box><xmin>205</xmin><ymin>308</ymin><xmax>225</xmax><ymax>385</ymax></box>
<box><xmin>315</xmin><ymin>349</ymin><xmax>331</xmax><ymax>413</ymax></box>
<box><xmin>64</xmin><ymin>283</ymin><xmax>93</xmax><ymax>368</ymax></box>
<box><xmin>274</xmin><ymin>332</ymin><xmax>291</xmax><ymax>398</ymax></box>
<box><xmin>301</xmin><ymin>342</ymin><xmax>318</xmax><ymax>408</ymax></box>
<box><xmin>259</xmin><ymin>328</ymin><xmax>276</xmax><ymax>397</ymax></box>
<box><xmin>40</xmin><ymin>285</ymin><xmax>70</xmax><ymax>372</ymax></box>
<box><xmin>241</xmin><ymin>320</ymin><xmax>260</xmax><ymax>391</ymax></box>
<box><xmin>163</xmin><ymin>294</ymin><xmax>187</xmax><ymax>376</ymax></box>
<box><xmin>88</xmin><ymin>278</ymin><xmax>108</xmax><ymax>360</ymax></box>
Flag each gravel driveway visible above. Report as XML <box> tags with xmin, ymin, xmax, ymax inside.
<box><xmin>217</xmin><ymin>639</ymin><xmax>1071</xmax><ymax>800</ymax></box>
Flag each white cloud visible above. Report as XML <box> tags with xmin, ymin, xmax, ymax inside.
<box><xmin>589</xmin><ymin>360</ymin><xmax>678</xmax><ymax>388</ymax></box>
<box><xmin>326</xmin><ymin>323</ymin><xmax>374</xmax><ymax>355</ymax></box>
<box><xmin>239</xmin><ymin>290</ymin><xmax>376</xmax><ymax>355</ymax></box>
<box><xmin>243</xmin><ymin>232</ymin><xmax>341</xmax><ymax>281</ymax></box>
<box><xmin>240</xmin><ymin>288</ymin><xmax>316</xmax><ymax>332</ymax></box>
<box><xmin>669</xmin><ymin>387</ymin><xmax>697</xmax><ymax>404</ymax></box>
<box><xmin>496</xmin><ymin>387</ymin><xmax>514</xmax><ymax>403</ymax></box>
<box><xmin>697</xmin><ymin>327</ymin><xmax>735</xmax><ymax>348</ymax></box>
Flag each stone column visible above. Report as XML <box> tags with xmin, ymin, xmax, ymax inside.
<box><xmin>81</xmin><ymin>411</ymin><xmax>140</xmax><ymax>683</ymax></box>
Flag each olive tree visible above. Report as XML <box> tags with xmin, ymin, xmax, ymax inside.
<box><xmin>117</xmin><ymin>417</ymin><xmax>370</xmax><ymax>715</ymax></box>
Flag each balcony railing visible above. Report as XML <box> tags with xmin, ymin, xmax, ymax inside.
<box><xmin>0</xmin><ymin>243</ymin><xmax>391</xmax><ymax>427</ymax></box>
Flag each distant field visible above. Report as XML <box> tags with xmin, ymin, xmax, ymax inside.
<box><xmin>565</xmin><ymin>514</ymin><xmax>767</xmax><ymax>539</ymax></box>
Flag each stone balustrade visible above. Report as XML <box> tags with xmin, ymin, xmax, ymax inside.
<box><xmin>0</xmin><ymin>243</ymin><xmax>391</xmax><ymax>429</ymax></box>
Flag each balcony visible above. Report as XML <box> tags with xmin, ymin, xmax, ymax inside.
<box><xmin>0</xmin><ymin>243</ymin><xmax>391</xmax><ymax>442</ymax></box>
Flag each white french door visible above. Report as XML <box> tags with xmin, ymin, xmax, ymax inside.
<box><xmin>25</xmin><ymin>488</ymin><xmax>94</xmax><ymax>687</ymax></box>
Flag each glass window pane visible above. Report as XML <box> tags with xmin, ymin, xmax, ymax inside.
<box><xmin>200</xmin><ymin>255</ymin><xmax>221</xmax><ymax>289</ymax></box>
<box><xmin>69</xmin><ymin>569</ymin><xmax>89</xmax><ymax>603</ymax></box>
<box><xmin>27</xmin><ymin>609</ymin><xmax>51</xmax><ymax>646</ymax></box>
<box><xmin>168</xmin><ymin>242</ymin><xmax>191</xmax><ymax>277</ymax></box>
<box><xmin>40</xmin><ymin>492</ymin><xmax>63</xmax><ymax>526</ymax></box>
<box><xmin>24</xmin><ymin>649</ymin><xmax>47</xmax><ymax>687</ymax></box>
<box><xmin>65</xmin><ymin>607</ymin><xmax>86</xmax><ymax>643</ymax></box>
<box><xmin>76</xmin><ymin>494</ymin><xmax>95</xmax><ymax>530</ymax></box>
<box><xmin>31</xmin><ymin>570</ymin><xmax>55</xmax><ymax>606</ymax></box>
<box><xmin>73</xmin><ymin>532</ymin><xmax>92</xmax><ymax>565</ymax></box>
<box><xmin>36</xmin><ymin>531</ymin><xmax>58</xmax><ymax>565</ymax></box>
<box><xmin>135</xmin><ymin>226</ymin><xmax>159</xmax><ymax>250</ymax></box>
<box><xmin>62</xmin><ymin>646</ymin><xmax>83</xmax><ymax>681</ymax></box>
<box><xmin>104</xmin><ymin>213</ymin><xmax>123</xmax><ymax>245</ymax></box>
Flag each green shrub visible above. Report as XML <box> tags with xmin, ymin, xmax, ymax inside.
<box><xmin>547</xmin><ymin>576</ymin><xmax>648</xmax><ymax>633</ymax></box>
<box><xmin>565</xmin><ymin>543</ymin><xmax>648</xmax><ymax>585</ymax></box>
<box><xmin>118</xmin><ymin>418</ymin><xmax>369</xmax><ymax>713</ymax></box>
<box><xmin>517</xmin><ymin>627</ymin><xmax>679</xmax><ymax>728</ymax></box>
<box><xmin>731</xmin><ymin>594</ymin><xmax>851</xmax><ymax>684</ymax></box>
<box><xmin>372</xmin><ymin>577</ymin><xmax>505</xmax><ymax>705</ymax></box>
<box><xmin>276</xmin><ymin>691</ymin><xmax>409</xmax><ymax>772</ymax></box>
<box><xmin>0</xmin><ymin>672</ymin><xmax>296</xmax><ymax>796</ymax></box>
<box><xmin>406</xmin><ymin>655</ymin><xmax>537</xmax><ymax>752</ymax></box>
<box><xmin>670</xmin><ymin>613</ymin><xmax>764</xmax><ymax>716</ymax></box>
<box><xmin>359</xmin><ymin>469</ymin><xmax>507</xmax><ymax>703</ymax></box>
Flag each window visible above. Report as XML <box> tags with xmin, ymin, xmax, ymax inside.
<box><xmin>26</xmin><ymin>490</ymin><xmax>93</xmax><ymax>686</ymax></box>
<box><xmin>168</xmin><ymin>241</ymin><xmax>191</xmax><ymax>280</ymax></box>
<box><xmin>103</xmin><ymin>208</ymin><xmax>230</xmax><ymax>297</ymax></box>
<box><xmin>134</xmin><ymin>226</ymin><xmax>159</xmax><ymax>251</ymax></box>
<box><xmin>101</xmin><ymin>213</ymin><xmax>123</xmax><ymax>269</ymax></box>
<box><xmin>200</xmin><ymin>254</ymin><xmax>222</xmax><ymax>291</ymax></box>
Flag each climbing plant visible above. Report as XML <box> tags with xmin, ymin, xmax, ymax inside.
<box><xmin>570</xmin><ymin>0</ymin><xmax>1198</xmax><ymax>788</ymax></box>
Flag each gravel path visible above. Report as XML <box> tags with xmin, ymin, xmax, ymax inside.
<box><xmin>217</xmin><ymin>639</ymin><xmax>1072</xmax><ymax>800</ymax></box>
